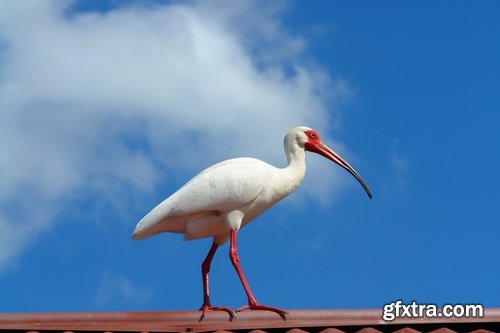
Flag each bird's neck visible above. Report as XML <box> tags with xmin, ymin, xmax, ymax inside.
<box><xmin>286</xmin><ymin>147</ymin><xmax>306</xmax><ymax>169</ymax></box>
<box><xmin>282</xmin><ymin>144</ymin><xmax>307</xmax><ymax>189</ymax></box>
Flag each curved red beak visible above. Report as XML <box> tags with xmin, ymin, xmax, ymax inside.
<box><xmin>305</xmin><ymin>140</ymin><xmax>372</xmax><ymax>199</ymax></box>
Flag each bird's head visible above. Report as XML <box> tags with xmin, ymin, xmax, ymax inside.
<box><xmin>295</xmin><ymin>126</ymin><xmax>372</xmax><ymax>199</ymax></box>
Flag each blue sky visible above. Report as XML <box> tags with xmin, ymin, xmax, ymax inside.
<box><xmin>1</xmin><ymin>0</ymin><xmax>499</xmax><ymax>312</ymax></box>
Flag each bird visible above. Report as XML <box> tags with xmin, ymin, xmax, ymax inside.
<box><xmin>132</xmin><ymin>126</ymin><xmax>372</xmax><ymax>318</ymax></box>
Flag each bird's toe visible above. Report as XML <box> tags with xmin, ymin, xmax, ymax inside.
<box><xmin>236</xmin><ymin>303</ymin><xmax>288</xmax><ymax>319</ymax></box>
<box><xmin>199</xmin><ymin>304</ymin><xmax>235</xmax><ymax>321</ymax></box>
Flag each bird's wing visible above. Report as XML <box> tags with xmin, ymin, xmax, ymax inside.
<box><xmin>132</xmin><ymin>158</ymin><xmax>274</xmax><ymax>239</ymax></box>
<box><xmin>169</xmin><ymin>158</ymin><xmax>269</xmax><ymax>214</ymax></box>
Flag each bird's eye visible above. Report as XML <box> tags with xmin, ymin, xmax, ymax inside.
<box><xmin>309</xmin><ymin>132</ymin><xmax>316</xmax><ymax>139</ymax></box>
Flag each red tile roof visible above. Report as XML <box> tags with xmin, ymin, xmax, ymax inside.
<box><xmin>1</xmin><ymin>309</ymin><xmax>499</xmax><ymax>333</ymax></box>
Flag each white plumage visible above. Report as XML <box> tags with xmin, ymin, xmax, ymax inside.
<box><xmin>132</xmin><ymin>127</ymin><xmax>311</xmax><ymax>244</ymax></box>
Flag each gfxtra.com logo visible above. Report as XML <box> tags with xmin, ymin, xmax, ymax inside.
<box><xmin>383</xmin><ymin>300</ymin><xmax>484</xmax><ymax>322</ymax></box>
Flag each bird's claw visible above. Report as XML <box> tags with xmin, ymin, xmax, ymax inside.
<box><xmin>236</xmin><ymin>303</ymin><xmax>288</xmax><ymax>320</ymax></box>
<box><xmin>199</xmin><ymin>304</ymin><xmax>235</xmax><ymax>321</ymax></box>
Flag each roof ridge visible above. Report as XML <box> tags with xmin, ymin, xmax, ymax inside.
<box><xmin>1</xmin><ymin>308</ymin><xmax>499</xmax><ymax>333</ymax></box>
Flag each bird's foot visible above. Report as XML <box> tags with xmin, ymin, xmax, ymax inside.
<box><xmin>199</xmin><ymin>304</ymin><xmax>235</xmax><ymax>321</ymax></box>
<box><xmin>236</xmin><ymin>302</ymin><xmax>288</xmax><ymax>320</ymax></box>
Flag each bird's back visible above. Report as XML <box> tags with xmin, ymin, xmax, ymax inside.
<box><xmin>132</xmin><ymin>157</ymin><xmax>278</xmax><ymax>241</ymax></box>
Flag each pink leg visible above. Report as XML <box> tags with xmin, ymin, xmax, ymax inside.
<box><xmin>229</xmin><ymin>229</ymin><xmax>287</xmax><ymax>318</ymax></box>
<box><xmin>199</xmin><ymin>242</ymin><xmax>234</xmax><ymax>319</ymax></box>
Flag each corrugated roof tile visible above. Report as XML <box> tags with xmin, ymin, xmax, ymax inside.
<box><xmin>428</xmin><ymin>328</ymin><xmax>458</xmax><ymax>333</ymax></box>
<box><xmin>318</xmin><ymin>328</ymin><xmax>347</xmax><ymax>333</ymax></box>
<box><xmin>392</xmin><ymin>327</ymin><xmax>422</xmax><ymax>333</ymax></box>
<box><xmin>356</xmin><ymin>327</ymin><xmax>384</xmax><ymax>333</ymax></box>
<box><xmin>286</xmin><ymin>329</ymin><xmax>311</xmax><ymax>333</ymax></box>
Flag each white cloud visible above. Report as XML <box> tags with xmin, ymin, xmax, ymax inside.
<box><xmin>0</xmin><ymin>0</ymin><xmax>353</xmax><ymax>272</ymax></box>
<box><xmin>390</xmin><ymin>138</ymin><xmax>410</xmax><ymax>187</ymax></box>
<box><xmin>297</xmin><ymin>231</ymin><xmax>329</xmax><ymax>253</ymax></box>
<box><xmin>96</xmin><ymin>270</ymin><xmax>153</xmax><ymax>307</ymax></box>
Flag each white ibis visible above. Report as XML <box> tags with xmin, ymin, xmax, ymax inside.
<box><xmin>132</xmin><ymin>126</ymin><xmax>372</xmax><ymax>318</ymax></box>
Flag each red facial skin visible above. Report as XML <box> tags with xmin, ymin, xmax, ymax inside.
<box><xmin>304</xmin><ymin>130</ymin><xmax>372</xmax><ymax>199</ymax></box>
